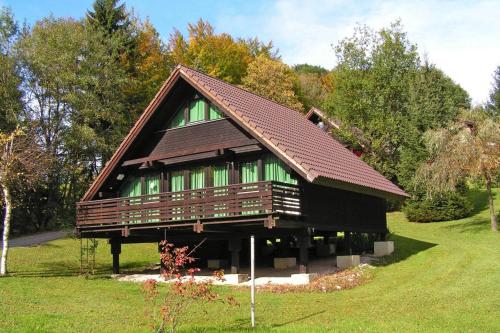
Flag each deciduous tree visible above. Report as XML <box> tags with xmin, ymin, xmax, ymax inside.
<box><xmin>416</xmin><ymin>110</ymin><xmax>500</xmax><ymax>231</ymax></box>
<box><xmin>1</xmin><ymin>128</ymin><xmax>49</xmax><ymax>275</ymax></box>
<box><xmin>242</xmin><ymin>54</ymin><xmax>303</xmax><ymax>111</ymax></box>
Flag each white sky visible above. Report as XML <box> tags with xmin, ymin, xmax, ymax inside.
<box><xmin>217</xmin><ymin>0</ymin><xmax>500</xmax><ymax>105</ymax></box>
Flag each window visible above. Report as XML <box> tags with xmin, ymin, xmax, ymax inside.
<box><xmin>209</xmin><ymin>104</ymin><xmax>223</xmax><ymax>120</ymax></box>
<box><xmin>170</xmin><ymin>171</ymin><xmax>185</xmax><ymax>220</ymax></box>
<box><xmin>145</xmin><ymin>174</ymin><xmax>160</xmax><ymax>195</ymax></box>
<box><xmin>188</xmin><ymin>99</ymin><xmax>205</xmax><ymax>123</ymax></box>
<box><xmin>167</xmin><ymin>104</ymin><xmax>186</xmax><ymax>129</ymax></box>
<box><xmin>120</xmin><ymin>176</ymin><xmax>142</xmax><ymax>224</ymax></box>
<box><xmin>240</xmin><ymin>161</ymin><xmax>258</xmax><ymax>183</ymax></box>
<box><xmin>145</xmin><ymin>174</ymin><xmax>160</xmax><ymax>222</ymax></box>
<box><xmin>167</xmin><ymin>97</ymin><xmax>224</xmax><ymax>129</ymax></box>
<box><xmin>189</xmin><ymin>167</ymin><xmax>206</xmax><ymax>189</ymax></box>
<box><xmin>120</xmin><ymin>177</ymin><xmax>142</xmax><ymax>198</ymax></box>
<box><xmin>240</xmin><ymin>161</ymin><xmax>259</xmax><ymax>215</ymax></box>
<box><xmin>264</xmin><ymin>155</ymin><xmax>297</xmax><ymax>185</ymax></box>
<box><xmin>212</xmin><ymin>165</ymin><xmax>229</xmax><ymax>217</ymax></box>
<box><xmin>212</xmin><ymin>165</ymin><xmax>228</xmax><ymax>187</ymax></box>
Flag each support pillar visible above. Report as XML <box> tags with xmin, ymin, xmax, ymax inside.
<box><xmin>345</xmin><ymin>231</ymin><xmax>352</xmax><ymax>255</ymax></box>
<box><xmin>298</xmin><ymin>234</ymin><xmax>310</xmax><ymax>274</ymax></box>
<box><xmin>228</xmin><ymin>238</ymin><xmax>242</xmax><ymax>274</ymax></box>
<box><xmin>110</xmin><ymin>237</ymin><xmax>121</xmax><ymax>274</ymax></box>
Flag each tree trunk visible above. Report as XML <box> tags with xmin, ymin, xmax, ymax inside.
<box><xmin>1</xmin><ymin>182</ymin><xmax>12</xmax><ymax>275</ymax></box>
<box><xmin>485</xmin><ymin>173</ymin><xmax>498</xmax><ymax>232</ymax></box>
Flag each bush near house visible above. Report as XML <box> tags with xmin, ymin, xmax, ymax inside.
<box><xmin>403</xmin><ymin>191</ymin><xmax>473</xmax><ymax>222</ymax></box>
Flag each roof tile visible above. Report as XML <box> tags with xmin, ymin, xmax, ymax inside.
<box><xmin>180</xmin><ymin>66</ymin><xmax>407</xmax><ymax>198</ymax></box>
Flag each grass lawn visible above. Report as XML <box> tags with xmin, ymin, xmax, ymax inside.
<box><xmin>1</xmin><ymin>188</ymin><xmax>499</xmax><ymax>332</ymax></box>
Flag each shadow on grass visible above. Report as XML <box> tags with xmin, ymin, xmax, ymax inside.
<box><xmin>373</xmin><ymin>234</ymin><xmax>437</xmax><ymax>267</ymax></box>
<box><xmin>467</xmin><ymin>187</ymin><xmax>490</xmax><ymax>215</ymax></box>
<box><xmin>187</xmin><ymin>310</ymin><xmax>326</xmax><ymax>332</ymax></box>
<box><xmin>443</xmin><ymin>216</ymin><xmax>491</xmax><ymax>233</ymax></box>
<box><xmin>8</xmin><ymin>260</ymin><xmax>154</xmax><ymax>278</ymax></box>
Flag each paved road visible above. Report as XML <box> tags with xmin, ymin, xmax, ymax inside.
<box><xmin>2</xmin><ymin>230</ymin><xmax>70</xmax><ymax>248</ymax></box>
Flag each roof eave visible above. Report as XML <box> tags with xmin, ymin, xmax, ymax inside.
<box><xmin>312</xmin><ymin>176</ymin><xmax>409</xmax><ymax>201</ymax></box>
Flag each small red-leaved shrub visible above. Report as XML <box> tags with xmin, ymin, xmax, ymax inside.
<box><xmin>142</xmin><ymin>240</ymin><xmax>238</xmax><ymax>333</ymax></box>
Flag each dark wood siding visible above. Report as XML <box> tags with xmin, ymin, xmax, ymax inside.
<box><xmin>150</xmin><ymin>119</ymin><xmax>255</xmax><ymax>156</ymax></box>
<box><xmin>302</xmin><ymin>182</ymin><xmax>387</xmax><ymax>232</ymax></box>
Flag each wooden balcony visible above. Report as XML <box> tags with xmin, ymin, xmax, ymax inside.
<box><xmin>76</xmin><ymin>181</ymin><xmax>302</xmax><ymax>233</ymax></box>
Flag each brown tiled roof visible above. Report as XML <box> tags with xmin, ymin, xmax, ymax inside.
<box><xmin>82</xmin><ymin>65</ymin><xmax>407</xmax><ymax>201</ymax></box>
<box><xmin>180</xmin><ymin>66</ymin><xmax>407</xmax><ymax>198</ymax></box>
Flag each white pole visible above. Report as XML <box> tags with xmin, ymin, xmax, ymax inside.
<box><xmin>250</xmin><ymin>235</ymin><xmax>255</xmax><ymax>328</ymax></box>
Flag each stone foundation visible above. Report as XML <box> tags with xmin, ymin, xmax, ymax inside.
<box><xmin>336</xmin><ymin>255</ymin><xmax>360</xmax><ymax>269</ymax></box>
<box><xmin>374</xmin><ymin>241</ymin><xmax>394</xmax><ymax>257</ymax></box>
<box><xmin>223</xmin><ymin>274</ymin><xmax>248</xmax><ymax>284</ymax></box>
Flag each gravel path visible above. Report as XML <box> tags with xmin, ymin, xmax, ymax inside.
<box><xmin>2</xmin><ymin>230</ymin><xmax>70</xmax><ymax>248</ymax></box>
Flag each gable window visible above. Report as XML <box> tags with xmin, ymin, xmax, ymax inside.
<box><xmin>209</xmin><ymin>104</ymin><xmax>223</xmax><ymax>120</ymax></box>
<box><xmin>168</xmin><ymin>104</ymin><xmax>186</xmax><ymax>129</ymax></box>
<box><xmin>167</xmin><ymin>97</ymin><xmax>224</xmax><ymax>129</ymax></box>
<box><xmin>188</xmin><ymin>99</ymin><xmax>205</xmax><ymax>123</ymax></box>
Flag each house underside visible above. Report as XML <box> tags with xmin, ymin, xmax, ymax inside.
<box><xmin>76</xmin><ymin>65</ymin><xmax>406</xmax><ymax>274</ymax></box>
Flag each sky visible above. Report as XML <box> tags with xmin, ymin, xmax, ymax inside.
<box><xmin>2</xmin><ymin>0</ymin><xmax>499</xmax><ymax>104</ymax></box>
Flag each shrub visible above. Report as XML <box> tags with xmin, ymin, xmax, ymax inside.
<box><xmin>403</xmin><ymin>192</ymin><xmax>473</xmax><ymax>222</ymax></box>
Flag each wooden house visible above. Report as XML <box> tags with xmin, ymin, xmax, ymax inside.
<box><xmin>76</xmin><ymin>65</ymin><xmax>407</xmax><ymax>274</ymax></box>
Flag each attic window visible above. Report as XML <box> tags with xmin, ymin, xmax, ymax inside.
<box><xmin>167</xmin><ymin>97</ymin><xmax>224</xmax><ymax>129</ymax></box>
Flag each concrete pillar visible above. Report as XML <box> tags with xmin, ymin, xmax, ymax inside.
<box><xmin>110</xmin><ymin>238</ymin><xmax>121</xmax><ymax>274</ymax></box>
<box><xmin>228</xmin><ymin>238</ymin><xmax>242</xmax><ymax>274</ymax></box>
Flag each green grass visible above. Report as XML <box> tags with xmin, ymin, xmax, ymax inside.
<box><xmin>1</xmin><ymin>188</ymin><xmax>499</xmax><ymax>332</ymax></box>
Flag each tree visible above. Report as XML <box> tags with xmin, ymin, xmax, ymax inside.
<box><xmin>293</xmin><ymin>64</ymin><xmax>331</xmax><ymax>111</ymax></box>
<box><xmin>487</xmin><ymin>66</ymin><xmax>500</xmax><ymax>116</ymax></box>
<box><xmin>416</xmin><ymin>109</ymin><xmax>500</xmax><ymax>231</ymax></box>
<box><xmin>1</xmin><ymin>128</ymin><xmax>49</xmax><ymax>275</ymax></box>
<box><xmin>17</xmin><ymin>17</ymin><xmax>133</xmax><ymax>227</ymax></box>
<box><xmin>168</xmin><ymin>19</ymin><xmax>275</xmax><ymax>84</ymax></box>
<box><xmin>325</xmin><ymin>21</ymin><xmax>470</xmax><ymax>191</ymax></box>
<box><xmin>0</xmin><ymin>7</ymin><xmax>22</xmax><ymax>132</ymax></box>
<box><xmin>242</xmin><ymin>54</ymin><xmax>303</xmax><ymax>111</ymax></box>
<box><xmin>86</xmin><ymin>0</ymin><xmax>130</xmax><ymax>36</ymax></box>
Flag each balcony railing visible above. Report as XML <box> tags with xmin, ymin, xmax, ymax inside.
<box><xmin>76</xmin><ymin>181</ymin><xmax>301</xmax><ymax>228</ymax></box>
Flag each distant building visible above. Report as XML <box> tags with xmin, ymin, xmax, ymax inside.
<box><xmin>306</xmin><ymin>107</ymin><xmax>364</xmax><ymax>157</ymax></box>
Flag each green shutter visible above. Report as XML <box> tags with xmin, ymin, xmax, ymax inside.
<box><xmin>190</xmin><ymin>168</ymin><xmax>205</xmax><ymax>189</ymax></box>
<box><xmin>120</xmin><ymin>177</ymin><xmax>142</xmax><ymax>224</ymax></box>
<box><xmin>209</xmin><ymin>104</ymin><xmax>223</xmax><ymax>120</ymax></box>
<box><xmin>170</xmin><ymin>171</ymin><xmax>184</xmax><ymax>192</ymax></box>
<box><xmin>213</xmin><ymin>165</ymin><xmax>228</xmax><ymax>187</ymax></box>
<box><xmin>212</xmin><ymin>165</ymin><xmax>228</xmax><ymax>217</ymax></box>
<box><xmin>121</xmin><ymin>177</ymin><xmax>142</xmax><ymax>198</ymax></box>
<box><xmin>264</xmin><ymin>155</ymin><xmax>297</xmax><ymax>185</ymax></box>
<box><xmin>241</xmin><ymin>161</ymin><xmax>258</xmax><ymax>183</ymax></box>
<box><xmin>189</xmin><ymin>99</ymin><xmax>205</xmax><ymax>123</ymax></box>
<box><xmin>146</xmin><ymin>175</ymin><xmax>160</xmax><ymax>195</ymax></box>
<box><xmin>145</xmin><ymin>174</ymin><xmax>160</xmax><ymax>222</ymax></box>
<box><xmin>168</xmin><ymin>105</ymin><xmax>186</xmax><ymax>129</ymax></box>
<box><xmin>170</xmin><ymin>171</ymin><xmax>185</xmax><ymax>221</ymax></box>
<box><xmin>240</xmin><ymin>161</ymin><xmax>259</xmax><ymax>215</ymax></box>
